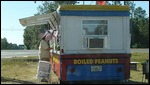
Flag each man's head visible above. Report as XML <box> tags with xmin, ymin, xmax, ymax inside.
<box><xmin>42</xmin><ymin>30</ymin><xmax>55</xmax><ymax>41</ymax></box>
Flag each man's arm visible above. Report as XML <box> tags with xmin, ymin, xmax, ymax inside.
<box><xmin>45</xmin><ymin>47</ymin><xmax>53</xmax><ymax>51</ymax></box>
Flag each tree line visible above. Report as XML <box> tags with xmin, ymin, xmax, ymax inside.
<box><xmin>1</xmin><ymin>38</ymin><xmax>25</xmax><ymax>50</ymax></box>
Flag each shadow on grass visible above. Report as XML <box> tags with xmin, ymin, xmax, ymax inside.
<box><xmin>2</xmin><ymin>56</ymin><xmax>39</xmax><ymax>63</ymax></box>
<box><xmin>22</xmin><ymin>59</ymin><xmax>39</xmax><ymax>62</ymax></box>
<box><xmin>11</xmin><ymin>58</ymin><xmax>39</xmax><ymax>62</ymax></box>
<box><xmin>1</xmin><ymin>76</ymin><xmax>36</xmax><ymax>84</ymax></box>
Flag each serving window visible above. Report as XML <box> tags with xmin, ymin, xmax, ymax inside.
<box><xmin>82</xmin><ymin>20</ymin><xmax>108</xmax><ymax>49</ymax></box>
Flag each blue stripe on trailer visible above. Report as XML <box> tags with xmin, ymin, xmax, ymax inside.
<box><xmin>60</xmin><ymin>10</ymin><xmax>130</xmax><ymax>16</ymax></box>
<box><xmin>59</xmin><ymin>5</ymin><xmax>129</xmax><ymax>11</ymax></box>
<box><xmin>67</xmin><ymin>64</ymin><xmax>124</xmax><ymax>81</ymax></box>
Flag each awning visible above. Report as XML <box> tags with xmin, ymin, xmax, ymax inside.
<box><xmin>19</xmin><ymin>11</ymin><xmax>60</xmax><ymax>30</ymax></box>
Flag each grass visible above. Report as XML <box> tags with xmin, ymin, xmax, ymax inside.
<box><xmin>1</xmin><ymin>56</ymin><xmax>59</xmax><ymax>84</ymax></box>
<box><xmin>129</xmin><ymin>52</ymin><xmax>149</xmax><ymax>84</ymax></box>
<box><xmin>1</xmin><ymin>56</ymin><xmax>39</xmax><ymax>84</ymax></box>
<box><xmin>131</xmin><ymin>52</ymin><xmax>149</xmax><ymax>69</ymax></box>
<box><xmin>1</xmin><ymin>53</ymin><xmax>149</xmax><ymax>84</ymax></box>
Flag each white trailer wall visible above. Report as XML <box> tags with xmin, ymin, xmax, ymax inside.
<box><xmin>60</xmin><ymin>16</ymin><xmax>130</xmax><ymax>54</ymax></box>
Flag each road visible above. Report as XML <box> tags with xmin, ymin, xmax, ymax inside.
<box><xmin>130</xmin><ymin>49</ymin><xmax>149</xmax><ymax>53</ymax></box>
<box><xmin>1</xmin><ymin>50</ymin><xmax>39</xmax><ymax>58</ymax></box>
<box><xmin>1</xmin><ymin>49</ymin><xmax>149</xmax><ymax>58</ymax></box>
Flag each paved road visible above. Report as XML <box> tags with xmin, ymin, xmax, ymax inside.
<box><xmin>1</xmin><ymin>49</ymin><xmax>149</xmax><ymax>58</ymax></box>
<box><xmin>130</xmin><ymin>49</ymin><xmax>149</xmax><ymax>53</ymax></box>
<box><xmin>1</xmin><ymin>50</ymin><xmax>39</xmax><ymax>58</ymax></box>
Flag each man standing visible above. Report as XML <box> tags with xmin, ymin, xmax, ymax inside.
<box><xmin>37</xmin><ymin>30</ymin><xmax>54</xmax><ymax>83</ymax></box>
<box><xmin>39</xmin><ymin>30</ymin><xmax>53</xmax><ymax>61</ymax></box>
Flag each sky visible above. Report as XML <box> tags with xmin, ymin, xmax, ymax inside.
<box><xmin>1</xmin><ymin>1</ymin><xmax>149</xmax><ymax>45</ymax></box>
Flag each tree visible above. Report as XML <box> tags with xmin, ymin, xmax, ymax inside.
<box><xmin>134</xmin><ymin>7</ymin><xmax>147</xmax><ymax>19</ymax></box>
<box><xmin>112</xmin><ymin>1</ymin><xmax>122</xmax><ymax>5</ymax></box>
<box><xmin>54</xmin><ymin>1</ymin><xmax>77</xmax><ymax>5</ymax></box>
<box><xmin>1</xmin><ymin>37</ymin><xmax>20</xmax><ymax>50</ymax></box>
<box><xmin>33</xmin><ymin>25</ymin><xmax>50</xmax><ymax>49</ymax></box>
<box><xmin>1</xmin><ymin>37</ymin><xmax>9</xmax><ymax>49</ymax></box>
<box><xmin>124</xmin><ymin>1</ymin><xmax>129</xmax><ymax>5</ymax></box>
<box><xmin>122</xmin><ymin>1</ymin><xmax>135</xmax><ymax>18</ymax></box>
<box><xmin>36</xmin><ymin>1</ymin><xmax>56</xmax><ymax>15</ymax></box>
<box><xmin>23</xmin><ymin>24</ymin><xmax>49</xmax><ymax>50</ymax></box>
<box><xmin>104</xmin><ymin>1</ymin><xmax>149</xmax><ymax>48</ymax></box>
<box><xmin>23</xmin><ymin>1</ymin><xmax>78</xmax><ymax>50</ymax></box>
<box><xmin>132</xmin><ymin>7</ymin><xmax>149</xmax><ymax>48</ymax></box>
<box><xmin>105</xmin><ymin>1</ymin><xmax>111</xmax><ymax>5</ymax></box>
<box><xmin>36</xmin><ymin>1</ymin><xmax>78</xmax><ymax>15</ymax></box>
<box><xmin>7</xmin><ymin>43</ymin><xmax>19</xmax><ymax>49</ymax></box>
<box><xmin>23</xmin><ymin>26</ymin><xmax>34</xmax><ymax>49</ymax></box>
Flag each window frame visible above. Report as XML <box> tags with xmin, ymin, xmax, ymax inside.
<box><xmin>82</xmin><ymin>19</ymin><xmax>109</xmax><ymax>49</ymax></box>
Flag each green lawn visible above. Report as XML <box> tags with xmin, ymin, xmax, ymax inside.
<box><xmin>1</xmin><ymin>56</ymin><xmax>59</xmax><ymax>84</ymax></box>
<box><xmin>1</xmin><ymin>53</ymin><xmax>149</xmax><ymax>84</ymax></box>
<box><xmin>129</xmin><ymin>52</ymin><xmax>149</xmax><ymax>84</ymax></box>
<box><xmin>1</xmin><ymin>56</ymin><xmax>38</xmax><ymax>84</ymax></box>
